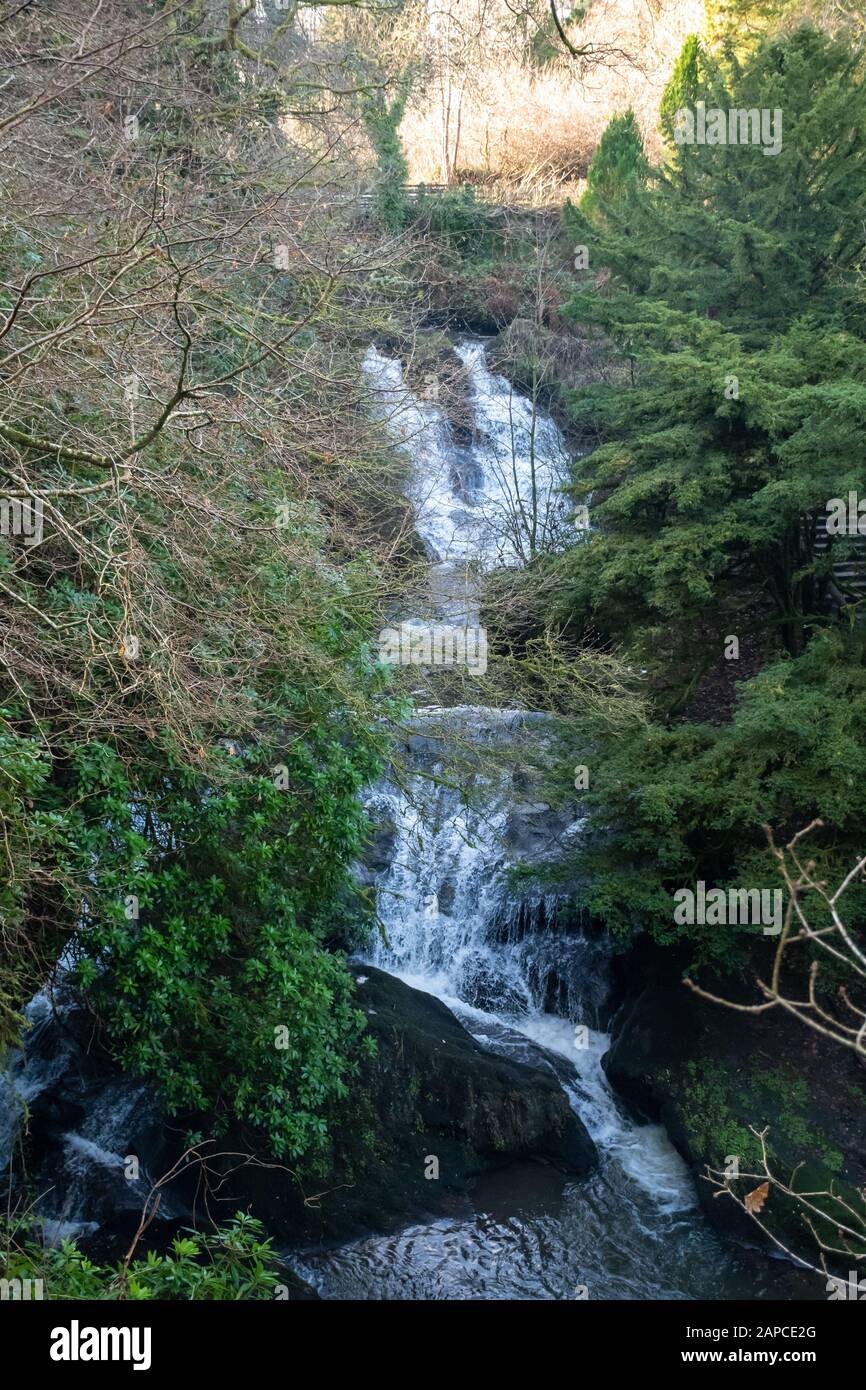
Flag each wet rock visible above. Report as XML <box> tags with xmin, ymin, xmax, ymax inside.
<box><xmin>278</xmin><ymin>965</ymin><xmax>597</xmax><ymax>1241</ymax></box>
<box><xmin>210</xmin><ymin>964</ymin><xmax>598</xmax><ymax>1243</ymax></box>
<box><xmin>505</xmin><ymin>798</ymin><xmax>579</xmax><ymax>859</ymax></box>
<box><xmin>355</xmin><ymin>966</ymin><xmax>596</xmax><ymax>1177</ymax></box>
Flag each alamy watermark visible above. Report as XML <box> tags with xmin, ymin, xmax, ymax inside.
<box><xmin>0</xmin><ymin>496</ymin><xmax>43</xmax><ymax>546</ymax></box>
<box><xmin>827</xmin><ymin>1271</ymin><xmax>866</xmax><ymax>1300</ymax></box>
<box><xmin>826</xmin><ymin>491</ymin><xmax>866</xmax><ymax>535</ymax></box>
<box><xmin>674</xmin><ymin>103</ymin><xmax>782</xmax><ymax>157</ymax></box>
<box><xmin>377</xmin><ymin>622</ymin><xmax>487</xmax><ymax>676</ymax></box>
<box><xmin>1</xmin><ymin>1277</ymin><xmax>43</xmax><ymax>1300</ymax></box>
<box><xmin>50</xmin><ymin>1322</ymin><xmax>151</xmax><ymax>1370</ymax></box>
<box><xmin>674</xmin><ymin>882</ymin><xmax>782</xmax><ymax>935</ymax></box>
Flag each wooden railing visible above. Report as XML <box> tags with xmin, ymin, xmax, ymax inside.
<box><xmin>813</xmin><ymin>507</ymin><xmax>866</xmax><ymax>604</ymax></box>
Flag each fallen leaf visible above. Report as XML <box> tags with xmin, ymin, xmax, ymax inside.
<box><xmin>745</xmin><ymin>1182</ymin><xmax>769</xmax><ymax>1215</ymax></box>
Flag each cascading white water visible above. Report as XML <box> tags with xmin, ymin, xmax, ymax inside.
<box><xmin>453</xmin><ymin>340</ymin><xmax>573</xmax><ymax>564</ymax></box>
<box><xmin>365</xmin><ymin>707</ymin><xmax>595</xmax><ymax>1016</ymax></box>
<box><xmin>0</xmin><ymin>979</ymin><xmax>170</xmax><ymax>1240</ymax></box>
<box><xmin>361</xmin><ymin>697</ymin><xmax>703</xmax><ymax>1215</ymax></box>
<box><xmin>362</xmin><ymin>341</ymin><xmax>574</xmax><ymax>626</ymax></box>
<box><xmin>294</xmin><ymin>340</ymin><xmax>806</xmax><ymax>1300</ymax></box>
<box><xmin>358</xmin><ymin>337</ymin><xmax>634</xmax><ymax>1071</ymax></box>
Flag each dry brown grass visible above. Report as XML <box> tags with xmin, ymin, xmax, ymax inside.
<box><xmin>402</xmin><ymin>0</ymin><xmax>706</xmax><ymax>199</ymax></box>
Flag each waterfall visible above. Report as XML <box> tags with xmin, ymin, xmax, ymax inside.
<box><xmin>357</xmin><ymin>338</ymin><xmax>688</xmax><ymax>1174</ymax></box>
<box><xmin>364</xmin><ymin>703</ymin><xmax>595</xmax><ymax>1015</ymax></box>
<box><xmin>293</xmin><ymin>339</ymin><xmax>794</xmax><ymax>1300</ymax></box>
<box><xmin>362</xmin><ymin>340</ymin><xmax>573</xmax><ymax>626</ymax></box>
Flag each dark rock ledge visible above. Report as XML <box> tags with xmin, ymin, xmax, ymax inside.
<box><xmin>8</xmin><ymin>966</ymin><xmax>597</xmax><ymax>1254</ymax></box>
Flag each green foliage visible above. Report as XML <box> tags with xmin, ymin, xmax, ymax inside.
<box><xmin>415</xmin><ymin>185</ymin><xmax>493</xmax><ymax>254</ymax></box>
<box><xmin>0</xmin><ymin>722</ymin><xmax>65</xmax><ymax>1040</ymax></box>
<box><xmin>38</xmin><ymin>524</ymin><xmax>393</xmax><ymax>1162</ymax></box>
<box><xmin>0</xmin><ymin>3</ymin><xmax>407</xmax><ymax>1164</ymax></box>
<box><xmin>547</xmin><ymin>26</ymin><xmax>866</xmax><ymax>951</ymax></box>
<box><xmin>568</xmin><ymin>631</ymin><xmax>866</xmax><ymax>954</ymax></box>
<box><xmin>580</xmin><ymin>110</ymin><xmax>647</xmax><ymax>226</ymax></box>
<box><xmin>1</xmin><ymin>1213</ymin><xmax>283</xmax><ymax>1301</ymax></box>
<box><xmin>680</xmin><ymin>1059</ymin><xmax>843</xmax><ymax>1177</ymax></box>
<box><xmin>680</xmin><ymin>1059</ymin><xmax>763</xmax><ymax>1169</ymax></box>
<box><xmin>658</xmin><ymin>34</ymin><xmax>703</xmax><ymax>148</ymax></box>
<box><xmin>560</xmin><ymin>26</ymin><xmax>866</xmax><ymax>675</ymax></box>
<box><xmin>361</xmin><ymin>78</ymin><xmax>411</xmax><ymax>233</ymax></box>
<box><xmin>1</xmin><ymin>450</ymin><xmax>396</xmax><ymax>1165</ymax></box>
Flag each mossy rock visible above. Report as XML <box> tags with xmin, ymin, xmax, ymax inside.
<box><xmin>603</xmin><ymin>935</ymin><xmax>866</xmax><ymax>1265</ymax></box>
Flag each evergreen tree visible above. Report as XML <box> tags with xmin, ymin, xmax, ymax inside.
<box><xmin>579</xmin><ymin>110</ymin><xmax>647</xmax><ymax>226</ymax></box>
<box><xmin>658</xmin><ymin>32</ymin><xmax>703</xmax><ymax>149</ymax></box>
<box><xmin>550</xmin><ymin>24</ymin><xmax>866</xmax><ymax>945</ymax></box>
<box><xmin>561</xmin><ymin>26</ymin><xmax>866</xmax><ymax>689</ymax></box>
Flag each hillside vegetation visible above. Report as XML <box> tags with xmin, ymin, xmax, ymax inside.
<box><xmin>1</xmin><ymin>0</ymin><xmax>865</xmax><ymax>1299</ymax></box>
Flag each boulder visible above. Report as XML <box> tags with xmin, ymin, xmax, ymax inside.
<box><xmin>263</xmin><ymin>964</ymin><xmax>596</xmax><ymax>1240</ymax></box>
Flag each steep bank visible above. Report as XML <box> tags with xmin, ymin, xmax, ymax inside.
<box><xmin>604</xmin><ymin>935</ymin><xmax>866</xmax><ymax>1263</ymax></box>
<box><xmin>0</xmin><ymin>328</ymin><xmax>834</xmax><ymax>1301</ymax></box>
